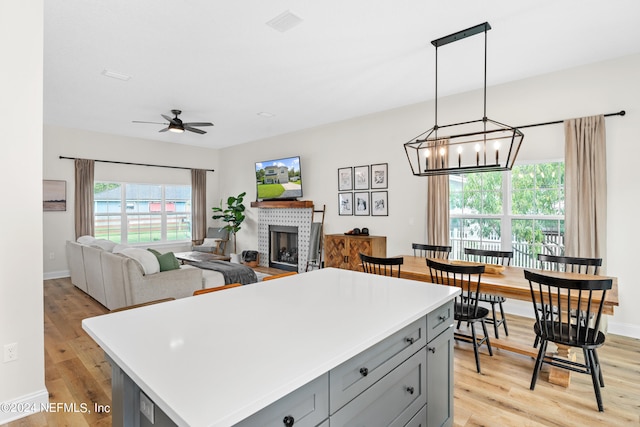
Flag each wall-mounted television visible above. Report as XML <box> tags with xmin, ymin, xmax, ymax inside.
<box><xmin>255</xmin><ymin>156</ymin><xmax>303</xmax><ymax>201</ymax></box>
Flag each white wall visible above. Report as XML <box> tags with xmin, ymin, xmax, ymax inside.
<box><xmin>218</xmin><ymin>54</ymin><xmax>640</xmax><ymax>338</ymax></box>
<box><xmin>41</xmin><ymin>55</ymin><xmax>640</xmax><ymax>339</ymax></box>
<box><xmin>0</xmin><ymin>1</ymin><xmax>48</xmax><ymax>422</ymax></box>
<box><xmin>43</xmin><ymin>125</ymin><xmax>223</xmax><ymax>278</ymax></box>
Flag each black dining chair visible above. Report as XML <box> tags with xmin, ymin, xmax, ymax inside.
<box><xmin>464</xmin><ymin>248</ymin><xmax>513</xmax><ymax>338</ymax></box>
<box><xmin>524</xmin><ymin>269</ymin><xmax>612</xmax><ymax>412</ymax></box>
<box><xmin>412</xmin><ymin>243</ymin><xmax>452</xmax><ymax>259</ymax></box>
<box><xmin>534</xmin><ymin>254</ymin><xmax>603</xmax><ymax>347</ymax></box>
<box><xmin>538</xmin><ymin>254</ymin><xmax>602</xmax><ymax>274</ymax></box>
<box><xmin>359</xmin><ymin>253</ymin><xmax>403</xmax><ymax>278</ymax></box>
<box><xmin>427</xmin><ymin>258</ymin><xmax>492</xmax><ymax>373</ymax></box>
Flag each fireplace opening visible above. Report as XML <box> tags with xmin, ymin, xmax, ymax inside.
<box><xmin>269</xmin><ymin>225</ymin><xmax>299</xmax><ymax>272</ymax></box>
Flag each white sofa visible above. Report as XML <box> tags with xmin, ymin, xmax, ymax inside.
<box><xmin>66</xmin><ymin>240</ymin><xmax>223</xmax><ymax>310</ymax></box>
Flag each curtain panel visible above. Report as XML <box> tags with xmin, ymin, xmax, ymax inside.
<box><xmin>191</xmin><ymin>169</ymin><xmax>207</xmax><ymax>245</ymax></box>
<box><xmin>564</xmin><ymin>115</ymin><xmax>607</xmax><ymax>268</ymax></box>
<box><xmin>426</xmin><ymin>139</ymin><xmax>450</xmax><ymax>246</ymax></box>
<box><xmin>74</xmin><ymin>158</ymin><xmax>95</xmax><ymax>238</ymax></box>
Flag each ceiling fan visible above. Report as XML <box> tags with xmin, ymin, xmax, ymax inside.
<box><xmin>133</xmin><ymin>109</ymin><xmax>214</xmax><ymax>134</ymax></box>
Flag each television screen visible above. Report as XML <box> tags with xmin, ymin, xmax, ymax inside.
<box><xmin>255</xmin><ymin>156</ymin><xmax>303</xmax><ymax>201</ymax></box>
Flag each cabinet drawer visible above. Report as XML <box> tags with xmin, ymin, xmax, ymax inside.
<box><xmin>405</xmin><ymin>405</ymin><xmax>427</xmax><ymax>427</ymax></box>
<box><xmin>233</xmin><ymin>374</ymin><xmax>328</xmax><ymax>427</ymax></box>
<box><xmin>330</xmin><ymin>348</ymin><xmax>427</xmax><ymax>427</ymax></box>
<box><xmin>427</xmin><ymin>301</ymin><xmax>454</xmax><ymax>342</ymax></box>
<box><xmin>329</xmin><ymin>317</ymin><xmax>427</xmax><ymax>413</ymax></box>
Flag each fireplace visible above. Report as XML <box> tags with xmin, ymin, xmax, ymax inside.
<box><xmin>269</xmin><ymin>225</ymin><xmax>299</xmax><ymax>271</ymax></box>
<box><xmin>255</xmin><ymin>203</ymin><xmax>313</xmax><ymax>273</ymax></box>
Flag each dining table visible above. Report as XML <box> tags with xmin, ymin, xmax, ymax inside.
<box><xmin>395</xmin><ymin>255</ymin><xmax>619</xmax><ymax>387</ymax></box>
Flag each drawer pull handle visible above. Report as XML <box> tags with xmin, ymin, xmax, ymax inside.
<box><xmin>359</xmin><ymin>367</ymin><xmax>369</xmax><ymax>377</ymax></box>
<box><xmin>406</xmin><ymin>386</ymin><xmax>415</xmax><ymax>395</ymax></box>
<box><xmin>283</xmin><ymin>415</ymin><xmax>295</xmax><ymax>426</ymax></box>
<box><xmin>405</xmin><ymin>337</ymin><xmax>415</xmax><ymax>345</ymax></box>
<box><xmin>428</xmin><ymin>346</ymin><xmax>436</xmax><ymax>353</ymax></box>
<box><xmin>438</xmin><ymin>314</ymin><xmax>447</xmax><ymax>322</ymax></box>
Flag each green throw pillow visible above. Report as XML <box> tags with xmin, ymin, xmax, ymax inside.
<box><xmin>147</xmin><ymin>249</ymin><xmax>180</xmax><ymax>272</ymax></box>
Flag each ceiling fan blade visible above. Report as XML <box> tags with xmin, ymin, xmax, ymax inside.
<box><xmin>159</xmin><ymin>127</ymin><xmax>169</xmax><ymax>132</ymax></box>
<box><xmin>161</xmin><ymin>114</ymin><xmax>179</xmax><ymax>125</ymax></box>
<box><xmin>184</xmin><ymin>122</ymin><xmax>213</xmax><ymax>127</ymax></box>
<box><xmin>133</xmin><ymin>120</ymin><xmax>168</xmax><ymax>125</ymax></box>
<box><xmin>185</xmin><ymin>126</ymin><xmax>206</xmax><ymax>134</ymax></box>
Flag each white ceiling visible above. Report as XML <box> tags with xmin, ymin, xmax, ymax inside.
<box><xmin>44</xmin><ymin>0</ymin><xmax>640</xmax><ymax>149</ymax></box>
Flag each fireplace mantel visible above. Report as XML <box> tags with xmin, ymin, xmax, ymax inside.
<box><xmin>251</xmin><ymin>200</ymin><xmax>314</xmax><ymax>209</ymax></box>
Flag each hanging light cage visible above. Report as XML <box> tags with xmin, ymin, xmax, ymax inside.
<box><xmin>404</xmin><ymin>22</ymin><xmax>524</xmax><ymax>176</ymax></box>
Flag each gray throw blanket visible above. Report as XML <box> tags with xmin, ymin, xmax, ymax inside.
<box><xmin>191</xmin><ymin>260</ymin><xmax>257</xmax><ymax>285</ymax></box>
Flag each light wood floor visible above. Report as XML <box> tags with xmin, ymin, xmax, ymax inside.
<box><xmin>3</xmin><ymin>277</ymin><xmax>639</xmax><ymax>426</ymax></box>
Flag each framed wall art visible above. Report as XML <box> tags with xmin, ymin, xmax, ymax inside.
<box><xmin>354</xmin><ymin>192</ymin><xmax>370</xmax><ymax>216</ymax></box>
<box><xmin>371</xmin><ymin>191</ymin><xmax>388</xmax><ymax>216</ymax></box>
<box><xmin>338</xmin><ymin>192</ymin><xmax>353</xmax><ymax>216</ymax></box>
<box><xmin>338</xmin><ymin>167</ymin><xmax>353</xmax><ymax>191</ymax></box>
<box><xmin>43</xmin><ymin>180</ymin><xmax>67</xmax><ymax>212</ymax></box>
<box><xmin>354</xmin><ymin>165</ymin><xmax>369</xmax><ymax>190</ymax></box>
<box><xmin>370</xmin><ymin>163</ymin><xmax>388</xmax><ymax>189</ymax></box>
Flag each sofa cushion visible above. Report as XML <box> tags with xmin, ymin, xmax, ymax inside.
<box><xmin>147</xmin><ymin>249</ymin><xmax>181</xmax><ymax>272</ymax></box>
<box><xmin>120</xmin><ymin>248</ymin><xmax>160</xmax><ymax>275</ymax></box>
<box><xmin>112</xmin><ymin>244</ymin><xmax>131</xmax><ymax>254</ymax></box>
<box><xmin>92</xmin><ymin>239</ymin><xmax>117</xmax><ymax>252</ymax></box>
<box><xmin>77</xmin><ymin>235</ymin><xmax>96</xmax><ymax>245</ymax></box>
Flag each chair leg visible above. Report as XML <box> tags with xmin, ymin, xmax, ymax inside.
<box><xmin>530</xmin><ymin>339</ymin><xmax>548</xmax><ymax>390</ymax></box>
<box><xmin>470</xmin><ymin>322</ymin><xmax>482</xmax><ymax>373</ymax></box>
<box><xmin>498</xmin><ymin>300</ymin><xmax>509</xmax><ymax>336</ymax></box>
<box><xmin>593</xmin><ymin>348</ymin><xmax>604</xmax><ymax>387</ymax></box>
<box><xmin>480</xmin><ymin>319</ymin><xmax>493</xmax><ymax>356</ymax></box>
<box><xmin>490</xmin><ymin>302</ymin><xmax>500</xmax><ymax>338</ymax></box>
<box><xmin>587</xmin><ymin>349</ymin><xmax>605</xmax><ymax>412</ymax></box>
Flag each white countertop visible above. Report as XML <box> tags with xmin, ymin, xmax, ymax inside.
<box><xmin>82</xmin><ymin>268</ymin><xmax>459</xmax><ymax>427</ymax></box>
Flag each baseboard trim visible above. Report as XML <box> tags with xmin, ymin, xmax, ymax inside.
<box><xmin>0</xmin><ymin>388</ymin><xmax>49</xmax><ymax>424</ymax></box>
<box><xmin>44</xmin><ymin>270</ymin><xmax>70</xmax><ymax>280</ymax></box>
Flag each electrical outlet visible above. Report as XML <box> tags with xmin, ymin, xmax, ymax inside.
<box><xmin>49</xmin><ymin>252</ymin><xmax>55</xmax><ymax>260</ymax></box>
<box><xmin>140</xmin><ymin>391</ymin><xmax>154</xmax><ymax>423</ymax></box>
<box><xmin>4</xmin><ymin>343</ymin><xmax>17</xmax><ymax>362</ymax></box>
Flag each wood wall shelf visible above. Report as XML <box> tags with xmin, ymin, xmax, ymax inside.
<box><xmin>250</xmin><ymin>200</ymin><xmax>314</xmax><ymax>209</ymax></box>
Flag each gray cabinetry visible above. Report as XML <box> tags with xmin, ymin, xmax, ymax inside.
<box><xmin>330</xmin><ymin>348</ymin><xmax>427</xmax><ymax>426</ymax></box>
<box><xmin>233</xmin><ymin>374</ymin><xmax>328</xmax><ymax>427</ymax></box>
<box><xmin>426</xmin><ymin>303</ymin><xmax>455</xmax><ymax>427</ymax></box>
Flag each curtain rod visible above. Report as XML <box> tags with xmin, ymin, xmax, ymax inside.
<box><xmin>515</xmin><ymin>110</ymin><xmax>625</xmax><ymax>130</ymax></box>
<box><xmin>59</xmin><ymin>156</ymin><xmax>214</xmax><ymax>172</ymax></box>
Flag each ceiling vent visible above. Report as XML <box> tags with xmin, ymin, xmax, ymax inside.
<box><xmin>266</xmin><ymin>10</ymin><xmax>303</xmax><ymax>32</ymax></box>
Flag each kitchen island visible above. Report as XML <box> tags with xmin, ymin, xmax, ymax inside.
<box><xmin>82</xmin><ymin>268</ymin><xmax>459</xmax><ymax>427</ymax></box>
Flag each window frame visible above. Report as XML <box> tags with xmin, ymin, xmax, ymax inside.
<box><xmin>94</xmin><ymin>181</ymin><xmax>192</xmax><ymax>245</ymax></box>
<box><xmin>449</xmin><ymin>159</ymin><xmax>565</xmax><ymax>267</ymax></box>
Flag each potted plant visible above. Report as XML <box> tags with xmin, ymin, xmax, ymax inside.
<box><xmin>211</xmin><ymin>192</ymin><xmax>246</xmax><ymax>258</ymax></box>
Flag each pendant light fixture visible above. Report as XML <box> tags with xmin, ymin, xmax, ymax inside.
<box><xmin>404</xmin><ymin>22</ymin><xmax>524</xmax><ymax>176</ymax></box>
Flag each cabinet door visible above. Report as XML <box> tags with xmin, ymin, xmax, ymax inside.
<box><xmin>324</xmin><ymin>235</ymin><xmax>346</xmax><ymax>268</ymax></box>
<box><xmin>346</xmin><ymin>238</ymin><xmax>373</xmax><ymax>270</ymax></box>
<box><xmin>426</xmin><ymin>326</ymin><xmax>454</xmax><ymax>427</ymax></box>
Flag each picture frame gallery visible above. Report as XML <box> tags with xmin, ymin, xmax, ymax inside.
<box><xmin>337</xmin><ymin>163</ymin><xmax>388</xmax><ymax>216</ymax></box>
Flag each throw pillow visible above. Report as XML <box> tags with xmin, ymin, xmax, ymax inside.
<box><xmin>147</xmin><ymin>249</ymin><xmax>181</xmax><ymax>272</ymax></box>
<box><xmin>120</xmin><ymin>248</ymin><xmax>160</xmax><ymax>275</ymax></box>
<box><xmin>112</xmin><ymin>244</ymin><xmax>131</xmax><ymax>254</ymax></box>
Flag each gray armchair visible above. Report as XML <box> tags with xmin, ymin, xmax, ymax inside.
<box><xmin>192</xmin><ymin>227</ymin><xmax>229</xmax><ymax>255</ymax></box>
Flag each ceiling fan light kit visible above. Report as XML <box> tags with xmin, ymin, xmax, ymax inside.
<box><xmin>404</xmin><ymin>22</ymin><xmax>524</xmax><ymax>176</ymax></box>
<box><xmin>134</xmin><ymin>109</ymin><xmax>213</xmax><ymax>135</ymax></box>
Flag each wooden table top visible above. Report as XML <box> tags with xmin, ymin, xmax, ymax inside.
<box><xmin>396</xmin><ymin>255</ymin><xmax>619</xmax><ymax>315</ymax></box>
<box><xmin>174</xmin><ymin>251</ymin><xmax>231</xmax><ymax>263</ymax></box>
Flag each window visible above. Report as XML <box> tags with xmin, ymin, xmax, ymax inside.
<box><xmin>94</xmin><ymin>182</ymin><xmax>191</xmax><ymax>244</ymax></box>
<box><xmin>449</xmin><ymin>161</ymin><xmax>564</xmax><ymax>268</ymax></box>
